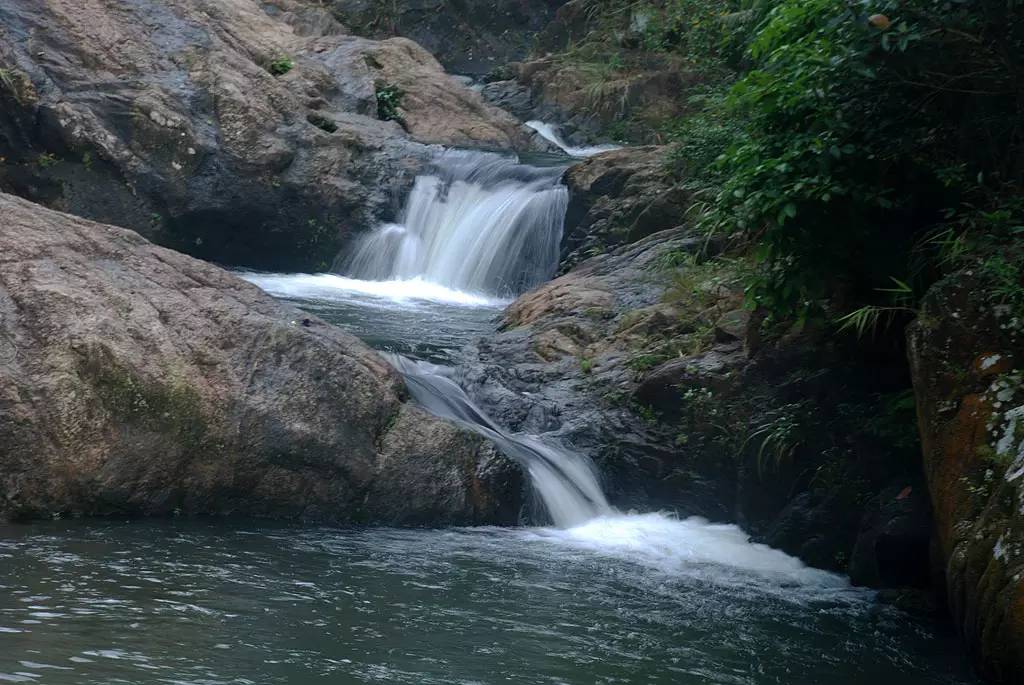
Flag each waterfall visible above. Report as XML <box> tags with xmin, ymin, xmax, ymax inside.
<box><xmin>525</xmin><ymin>121</ymin><xmax>622</xmax><ymax>158</ymax></box>
<box><xmin>344</xmin><ymin>150</ymin><xmax>569</xmax><ymax>297</ymax></box>
<box><xmin>389</xmin><ymin>355</ymin><xmax>610</xmax><ymax>528</ymax></box>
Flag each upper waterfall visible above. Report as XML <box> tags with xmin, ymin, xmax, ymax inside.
<box><xmin>343</xmin><ymin>150</ymin><xmax>569</xmax><ymax>297</ymax></box>
<box><xmin>525</xmin><ymin>121</ymin><xmax>622</xmax><ymax>158</ymax></box>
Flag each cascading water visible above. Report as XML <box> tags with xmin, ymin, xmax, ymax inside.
<box><xmin>387</xmin><ymin>355</ymin><xmax>850</xmax><ymax>588</ymax></box>
<box><xmin>344</xmin><ymin>150</ymin><xmax>569</xmax><ymax>296</ymax></box>
<box><xmin>526</xmin><ymin>120</ymin><xmax>623</xmax><ymax>158</ymax></box>
<box><xmin>388</xmin><ymin>355</ymin><xmax>609</xmax><ymax>528</ymax></box>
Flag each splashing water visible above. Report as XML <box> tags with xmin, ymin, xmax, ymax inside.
<box><xmin>239</xmin><ymin>272</ymin><xmax>508</xmax><ymax>308</ymax></box>
<box><xmin>387</xmin><ymin>356</ymin><xmax>850</xmax><ymax>588</ymax></box>
<box><xmin>344</xmin><ymin>150</ymin><xmax>569</xmax><ymax>297</ymax></box>
<box><xmin>526</xmin><ymin>120</ymin><xmax>622</xmax><ymax>158</ymax></box>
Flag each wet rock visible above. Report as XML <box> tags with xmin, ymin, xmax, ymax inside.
<box><xmin>480</xmin><ymin>79</ymin><xmax>537</xmax><ymax>121</ymax></box>
<box><xmin>561</xmin><ymin>147</ymin><xmax>687</xmax><ymax>268</ymax></box>
<box><xmin>761</xmin><ymin>490</ymin><xmax>865</xmax><ymax>571</ymax></box>
<box><xmin>0</xmin><ymin>0</ymin><xmax>533</xmax><ymax>272</ymax></box>
<box><xmin>848</xmin><ymin>482</ymin><xmax>933</xmax><ymax>588</ymax></box>
<box><xmin>368</xmin><ymin>405</ymin><xmax>525</xmax><ymax>525</ymax></box>
<box><xmin>908</xmin><ymin>273</ymin><xmax>1024</xmax><ymax>682</ymax></box>
<box><xmin>875</xmin><ymin>587</ymin><xmax>942</xmax><ymax>619</ymax></box>
<box><xmin>482</xmin><ymin>54</ymin><xmax>694</xmax><ymax>145</ymax></box>
<box><xmin>714</xmin><ymin>308</ymin><xmax>750</xmax><ymax>344</ymax></box>
<box><xmin>633</xmin><ymin>345</ymin><xmax>746</xmax><ymax>415</ymax></box>
<box><xmin>457</xmin><ymin>230</ymin><xmax>737</xmax><ymax>519</ymax></box>
<box><xmin>0</xmin><ymin>193</ymin><xmax>522</xmax><ymax>525</ymax></box>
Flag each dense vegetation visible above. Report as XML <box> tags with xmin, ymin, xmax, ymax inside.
<box><xmin>571</xmin><ymin>0</ymin><xmax>1024</xmax><ymax>335</ymax></box>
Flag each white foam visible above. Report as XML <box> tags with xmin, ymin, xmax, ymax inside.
<box><xmin>240</xmin><ymin>272</ymin><xmax>509</xmax><ymax>308</ymax></box>
<box><xmin>529</xmin><ymin>512</ymin><xmax>850</xmax><ymax>589</ymax></box>
<box><xmin>526</xmin><ymin>121</ymin><xmax>622</xmax><ymax>158</ymax></box>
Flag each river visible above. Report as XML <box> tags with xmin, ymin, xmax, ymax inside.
<box><xmin>0</xmin><ymin>146</ymin><xmax>979</xmax><ymax>684</ymax></box>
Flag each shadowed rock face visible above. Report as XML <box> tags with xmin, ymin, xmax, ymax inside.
<box><xmin>0</xmin><ymin>192</ymin><xmax>523</xmax><ymax>525</ymax></box>
<box><xmin>327</xmin><ymin>0</ymin><xmax>565</xmax><ymax>76</ymax></box>
<box><xmin>560</xmin><ymin>146</ymin><xmax>688</xmax><ymax>270</ymax></box>
<box><xmin>908</xmin><ymin>275</ymin><xmax>1024</xmax><ymax>683</ymax></box>
<box><xmin>0</xmin><ymin>0</ymin><xmax>534</xmax><ymax>271</ymax></box>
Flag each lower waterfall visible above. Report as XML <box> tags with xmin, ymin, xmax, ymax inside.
<box><xmin>389</xmin><ymin>355</ymin><xmax>610</xmax><ymax>528</ymax></box>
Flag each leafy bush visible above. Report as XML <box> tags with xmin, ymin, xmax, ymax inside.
<box><xmin>702</xmin><ymin>0</ymin><xmax>1024</xmax><ymax>321</ymax></box>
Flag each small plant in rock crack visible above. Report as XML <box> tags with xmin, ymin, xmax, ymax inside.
<box><xmin>267</xmin><ymin>56</ymin><xmax>294</xmax><ymax>76</ymax></box>
<box><xmin>375</xmin><ymin>83</ymin><xmax>405</xmax><ymax>123</ymax></box>
<box><xmin>36</xmin><ymin>152</ymin><xmax>58</xmax><ymax>169</ymax></box>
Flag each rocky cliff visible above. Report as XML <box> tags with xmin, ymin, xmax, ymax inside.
<box><xmin>0</xmin><ymin>192</ymin><xmax>522</xmax><ymax>525</ymax></box>
<box><xmin>909</xmin><ymin>275</ymin><xmax>1024</xmax><ymax>683</ymax></box>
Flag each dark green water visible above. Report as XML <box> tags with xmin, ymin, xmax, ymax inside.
<box><xmin>0</xmin><ymin>518</ymin><xmax>977</xmax><ymax>685</ymax></box>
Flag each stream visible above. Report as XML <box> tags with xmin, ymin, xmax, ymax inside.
<box><xmin>0</xmin><ymin>145</ymin><xmax>979</xmax><ymax>684</ymax></box>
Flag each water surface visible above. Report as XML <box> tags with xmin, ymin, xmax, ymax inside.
<box><xmin>0</xmin><ymin>518</ymin><xmax>976</xmax><ymax>685</ymax></box>
<box><xmin>240</xmin><ymin>272</ymin><xmax>505</xmax><ymax>363</ymax></box>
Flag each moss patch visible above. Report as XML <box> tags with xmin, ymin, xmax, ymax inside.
<box><xmin>83</xmin><ymin>352</ymin><xmax>210</xmax><ymax>450</ymax></box>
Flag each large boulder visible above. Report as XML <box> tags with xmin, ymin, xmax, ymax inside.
<box><xmin>908</xmin><ymin>274</ymin><xmax>1024</xmax><ymax>683</ymax></box>
<box><xmin>0</xmin><ymin>0</ymin><xmax>533</xmax><ymax>271</ymax></box>
<box><xmin>0</xmin><ymin>192</ymin><xmax>522</xmax><ymax>525</ymax></box>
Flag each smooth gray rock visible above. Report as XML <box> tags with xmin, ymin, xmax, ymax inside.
<box><xmin>0</xmin><ymin>192</ymin><xmax>522</xmax><ymax>525</ymax></box>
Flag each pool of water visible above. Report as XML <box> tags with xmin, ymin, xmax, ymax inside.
<box><xmin>237</xmin><ymin>272</ymin><xmax>506</xmax><ymax>363</ymax></box>
<box><xmin>0</xmin><ymin>518</ymin><xmax>976</xmax><ymax>685</ymax></box>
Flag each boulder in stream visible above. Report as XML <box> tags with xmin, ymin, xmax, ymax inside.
<box><xmin>0</xmin><ymin>192</ymin><xmax>523</xmax><ymax>525</ymax></box>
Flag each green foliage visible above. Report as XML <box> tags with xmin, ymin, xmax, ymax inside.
<box><xmin>635</xmin><ymin>402</ymin><xmax>659</xmax><ymax>423</ymax></box>
<box><xmin>981</xmin><ymin>253</ymin><xmax>1024</xmax><ymax>314</ymax></box>
<box><xmin>836</xmin><ymin>278</ymin><xmax>916</xmax><ymax>337</ymax></box>
<box><xmin>0</xmin><ymin>67</ymin><xmax>34</xmax><ymax>106</ymax></box>
<box><xmin>742</xmin><ymin>402</ymin><xmax>806</xmax><ymax>478</ymax></box>
<box><xmin>267</xmin><ymin>56</ymin><xmax>294</xmax><ymax>76</ymax></box>
<box><xmin>634</xmin><ymin>0</ymin><xmax>751</xmax><ymax>65</ymax></box>
<box><xmin>699</xmin><ymin>0</ymin><xmax>1024</xmax><ymax>323</ymax></box>
<box><xmin>36</xmin><ymin>152</ymin><xmax>58</xmax><ymax>169</ymax></box>
<box><xmin>666</xmin><ymin>88</ymin><xmax>741</xmax><ymax>183</ymax></box>
<box><xmin>375</xmin><ymin>83</ymin><xmax>405</xmax><ymax>123</ymax></box>
<box><xmin>579</xmin><ymin>357</ymin><xmax>594</xmax><ymax>374</ymax></box>
<box><xmin>627</xmin><ymin>353</ymin><xmax>665</xmax><ymax>372</ymax></box>
<box><xmin>865</xmin><ymin>390</ymin><xmax>920</xmax><ymax>452</ymax></box>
